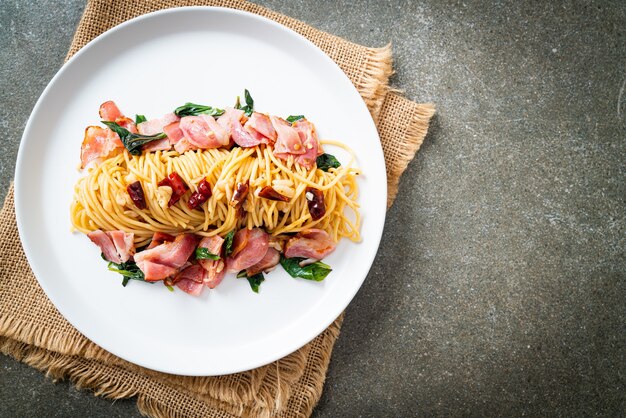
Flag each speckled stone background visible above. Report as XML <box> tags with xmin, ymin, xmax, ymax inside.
<box><xmin>1</xmin><ymin>0</ymin><xmax>624</xmax><ymax>416</ymax></box>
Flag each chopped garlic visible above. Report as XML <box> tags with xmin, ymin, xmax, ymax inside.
<box><xmin>125</xmin><ymin>173</ymin><xmax>138</xmax><ymax>183</ymax></box>
<box><xmin>156</xmin><ymin>186</ymin><xmax>173</xmax><ymax>209</ymax></box>
<box><xmin>115</xmin><ymin>191</ymin><xmax>127</xmax><ymax>206</ymax></box>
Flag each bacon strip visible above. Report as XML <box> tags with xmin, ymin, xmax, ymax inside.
<box><xmin>218</xmin><ymin>108</ymin><xmax>263</xmax><ymax>147</ymax></box>
<box><xmin>270</xmin><ymin>116</ymin><xmax>305</xmax><ymax>156</ymax></box>
<box><xmin>135</xmin><ymin>234</ymin><xmax>197</xmax><ymax>281</ymax></box>
<box><xmin>246</xmin><ymin>248</ymin><xmax>280</xmax><ymax>276</ymax></box>
<box><xmin>226</xmin><ymin>228</ymin><xmax>269</xmax><ymax>273</ymax></box>
<box><xmin>198</xmin><ymin>236</ymin><xmax>226</xmax><ymax>289</ymax></box>
<box><xmin>244</xmin><ymin>112</ymin><xmax>276</xmax><ymax>144</ymax></box>
<box><xmin>99</xmin><ymin>101</ymin><xmax>122</xmax><ymax>122</ymax></box>
<box><xmin>80</xmin><ymin>126</ymin><xmax>124</xmax><ymax>169</ymax></box>
<box><xmin>87</xmin><ymin>230</ymin><xmax>135</xmax><ymax>263</ymax></box>
<box><xmin>284</xmin><ymin>229</ymin><xmax>336</xmax><ymax>260</ymax></box>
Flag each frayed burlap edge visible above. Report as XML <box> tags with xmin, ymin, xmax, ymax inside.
<box><xmin>386</xmin><ymin>102</ymin><xmax>436</xmax><ymax>207</ymax></box>
<box><xmin>0</xmin><ymin>314</ymin><xmax>105</xmax><ymax>359</ymax></box>
<box><xmin>0</xmin><ymin>314</ymin><xmax>345</xmax><ymax>418</ymax></box>
<box><xmin>358</xmin><ymin>44</ymin><xmax>393</xmax><ymax>123</ymax></box>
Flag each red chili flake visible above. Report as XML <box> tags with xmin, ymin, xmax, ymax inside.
<box><xmin>230</xmin><ymin>181</ymin><xmax>249</xmax><ymax>209</ymax></box>
<box><xmin>305</xmin><ymin>187</ymin><xmax>325</xmax><ymax>220</ymax></box>
<box><xmin>126</xmin><ymin>181</ymin><xmax>146</xmax><ymax>209</ymax></box>
<box><xmin>158</xmin><ymin>172</ymin><xmax>189</xmax><ymax>206</ymax></box>
<box><xmin>258</xmin><ymin>186</ymin><xmax>289</xmax><ymax>202</ymax></box>
<box><xmin>188</xmin><ymin>178</ymin><xmax>213</xmax><ymax>210</ymax></box>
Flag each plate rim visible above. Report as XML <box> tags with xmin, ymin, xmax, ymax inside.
<box><xmin>14</xmin><ymin>6</ymin><xmax>387</xmax><ymax>376</ymax></box>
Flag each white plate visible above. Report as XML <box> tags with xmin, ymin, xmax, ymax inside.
<box><xmin>15</xmin><ymin>7</ymin><xmax>386</xmax><ymax>376</ymax></box>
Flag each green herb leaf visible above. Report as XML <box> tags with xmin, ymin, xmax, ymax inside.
<box><xmin>102</xmin><ymin>121</ymin><xmax>166</xmax><ymax>156</ymax></box>
<box><xmin>316</xmin><ymin>153</ymin><xmax>341</xmax><ymax>172</ymax></box>
<box><xmin>244</xmin><ymin>89</ymin><xmax>254</xmax><ymax>110</ymax></box>
<box><xmin>286</xmin><ymin>115</ymin><xmax>305</xmax><ymax>124</ymax></box>
<box><xmin>236</xmin><ymin>270</ymin><xmax>247</xmax><ymax>278</ymax></box>
<box><xmin>135</xmin><ymin>114</ymin><xmax>147</xmax><ymax>124</ymax></box>
<box><xmin>173</xmin><ymin>103</ymin><xmax>225</xmax><ymax>117</ymax></box>
<box><xmin>195</xmin><ymin>247</ymin><xmax>220</xmax><ymax>260</ymax></box>
<box><xmin>165</xmin><ymin>284</ymin><xmax>175</xmax><ymax>292</ymax></box>
<box><xmin>224</xmin><ymin>230</ymin><xmax>235</xmax><ymax>257</ymax></box>
<box><xmin>235</xmin><ymin>89</ymin><xmax>254</xmax><ymax>116</ymax></box>
<box><xmin>107</xmin><ymin>260</ymin><xmax>148</xmax><ymax>286</ymax></box>
<box><xmin>242</xmin><ymin>272</ymin><xmax>264</xmax><ymax>293</ymax></box>
<box><xmin>279</xmin><ymin>255</ymin><xmax>332</xmax><ymax>282</ymax></box>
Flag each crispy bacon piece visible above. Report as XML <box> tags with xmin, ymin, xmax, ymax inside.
<box><xmin>158</xmin><ymin>172</ymin><xmax>188</xmax><ymax>206</ymax></box>
<box><xmin>180</xmin><ymin>115</ymin><xmax>229</xmax><ymax>149</ymax></box>
<box><xmin>176</xmin><ymin>277</ymin><xmax>205</xmax><ymax>295</ymax></box>
<box><xmin>138</xmin><ymin>113</ymin><xmax>179</xmax><ymax>135</ymax></box>
<box><xmin>188</xmin><ymin>178</ymin><xmax>212</xmax><ymax>210</ymax></box>
<box><xmin>127</xmin><ymin>181</ymin><xmax>146</xmax><ymax>210</ymax></box>
<box><xmin>147</xmin><ymin>232</ymin><xmax>176</xmax><ymax>250</ymax></box>
<box><xmin>226</xmin><ymin>228</ymin><xmax>270</xmax><ymax>273</ymax></box>
<box><xmin>139</xmin><ymin>262</ymin><xmax>178</xmax><ymax>283</ymax></box>
<box><xmin>197</xmin><ymin>235</ymin><xmax>226</xmax><ymax>288</ymax></box>
<box><xmin>292</xmin><ymin>119</ymin><xmax>320</xmax><ymax>169</ymax></box>
<box><xmin>106</xmin><ymin>231</ymin><xmax>135</xmax><ymax>262</ymax></box>
<box><xmin>80</xmin><ymin>126</ymin><xmax>124</xmax><ymax>169</ymax></box>
<box><xmin>87</xmin><ymin>230</ymin><xmax>135</xmax><ymax>263</ymax></box>
<box><xmin>258</xmin><ymin>186</ymin><xmax>289</xmax><ymax>202</ymax></box>
<box><xmin>284</xmin><ymin>229</ymin><xmax>336</xmax><ymax>260</ymax></box>
<box><xmin>246</xmin><ymin>248</ymin><xmax>280</xmax><ymax>276</ymax></box>
<box><xmin>114</xmin><ymin>116</ymin><xmax>138</xmax><ymax>134</ymax></box>
<box><xmin>305</xmin><ymin>187</ymin><xmax>325</xmax><ymax>220</ymax></box>
<box><xmin>163</xmin><ymin>121</ymin><xmax>197</xmax><ymax>154</ymax></box>
<box><xmin>218</xmin><ymin>108</ymin><xmax>261</xmax><ymax>147</ymax></box>
<box><xmin>244</xmin><ymin>112</ymin><xmax>277</xmax><ymax>144</ymax></box>
<box><xmin>173</xmin><ymin>264</ymin><xmax>207</xmax><ymax>296</ymax></box>
<box><xmin>135</xmin><ymin>234</ymin><xmax>197</xmax><ymax>281</ymax></box>
<box><xmin>99</xmin><ymin>101</ymin><xmax>122</xmax><ymax>121</ymax></box>
<box><xmin>270</xmin><ymin>115</ymin><xmax>305</xmax><ymax>156</ymax></box>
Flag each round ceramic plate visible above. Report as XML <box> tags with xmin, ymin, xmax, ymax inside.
<box><xmin>15</xmin><ymin>7</ymin><xmax>386</xmax><ymax>376</ymax></box>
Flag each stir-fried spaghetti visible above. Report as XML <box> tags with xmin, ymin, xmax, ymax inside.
<box><xmin>71</xmin><ymin>141</ymin><xmax>360</xmax><ymax>247</ymax></box>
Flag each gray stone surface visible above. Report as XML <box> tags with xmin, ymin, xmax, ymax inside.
<box><xmin>1</xmin><ymin>0</ymin><xmax>624</xmax><ymax>416</ymax></box>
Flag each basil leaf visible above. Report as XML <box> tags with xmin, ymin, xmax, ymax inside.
<box><xmin>244</xmin><ymin>272</ymin><xmax>265</xmax><ymax>293</ymax></box>
<box><xmin>236</xmin><ymin>270</ymin><xmax>247</xmax><ymax>278</ymax></box>
<box><xmin>224</xmin><ymin>230</ymin><xmax>235</xmax><ymax>256</ymax></box>
<box><xmin>316</xmin><ymin>153</ymin><xmax>341</xmax><ymax>172</ymax></box>
<box><xmin>107</xmin><ymin>260</ymin><xmax>148</xmax><ymax>286</ymax></box>
<box><xmin>195</xmin><ymin>247</ymin><xmax>220</xmax><ymax>260</ymax></box>
<box><xmin>244</xmin><ymin>89</ymin><xmax>254</xmax><ymax>109</ymax></box>
<box><xmin>173</xmin><ymin>102</ymin><xmax>225</xmax><ymax>117</ymax></box>
<box><xmin>102</xmin><ymin>121</ymin><xmax>166</xmax><ymax>156</ymax></box>
<box><xmin>235</xmin><ymin>89</ymin><xmax>254</xmax><ymax>116</ymax></box>
<box><xmin>135</xmin><ymin>114</ymin><xmax>147</xmax><ymax>124</ymax></box>
<box><xmin>165</xmin><ymin>284</ymin><xmax>175</xmax><ymax>292</ymax></box>
<box><xmin>279</xmin><ymin>255</ymin><xmax>332</xmax><ymax>282</ymax></box>
<box><xmin>286</xmin><ymin>115</ymin><xmax>305</xmax><ymax>124</ymax></box>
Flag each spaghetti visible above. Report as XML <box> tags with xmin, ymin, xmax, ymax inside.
<box><xmin>71</xmin><ymin>141</ymin><xmax>361</xmax><ymax>248</ymax></box>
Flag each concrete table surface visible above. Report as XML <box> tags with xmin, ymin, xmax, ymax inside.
<box><xmin>1</xmin><ymin>1</ymin><xmax>624</xmax><ymax>416</ymax></box>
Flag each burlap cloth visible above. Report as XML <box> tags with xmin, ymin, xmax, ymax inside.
<box><xmin>0</xmin><ymin>1</ymin><xmax>435</xmax><ymax>416</ymax></box>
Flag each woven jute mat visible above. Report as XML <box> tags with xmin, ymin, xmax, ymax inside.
<box><xmin>0</xmin><ymin>1</ymin><xmax>435</xmax><ymax>416</ymax></box>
